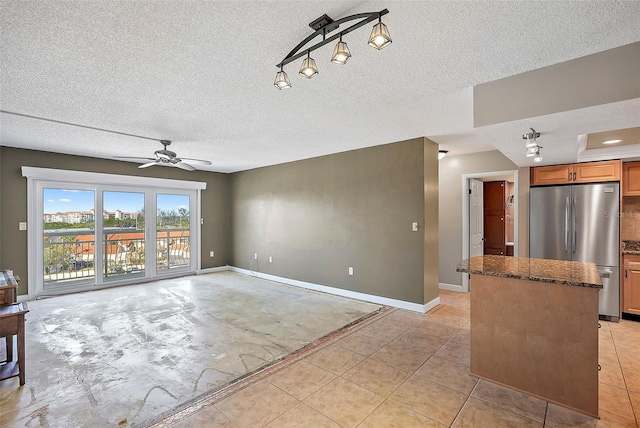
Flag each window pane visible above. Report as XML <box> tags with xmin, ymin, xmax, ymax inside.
<box><xmin>43</xmin><ymin>188</ymin><xmax>95</xmax><ymax>289</ymax></box>
<box><xmin>156</xmin><ymin>194</ymin><xmax>190</xmax><ymax>272</ymax></box>
<box><xmin>103</xmin><ymin>191</ymin><xmax>145</xmax><ymax>280</ymax></box>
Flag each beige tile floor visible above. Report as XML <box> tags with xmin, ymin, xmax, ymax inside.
<box><xmin>153</xmin><ymin>290</ymin><xmax>640</xmax><ymax>428</ymax></box>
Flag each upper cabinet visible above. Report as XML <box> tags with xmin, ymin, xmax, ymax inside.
<box><xmin>530</xmin><ymin>164</ymin><xmax>573</xmax><ymax>185</ymax></box>
<box><xmin>623</xmin><ymin>161</ymin><xmax>640</xmax><ymax>196</ymax></box>
<box><xmin>531</xmin><ymin>160</ymin><xmax>621</xmax><ymax>186</ymax></box>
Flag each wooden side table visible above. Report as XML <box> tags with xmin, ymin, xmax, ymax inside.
<box><xmin>0</xmin><ymin>270</ymin><xmax>19</xmax><ymax>305</ymax></box>
<box><xmin>0</xmin><ymin>302</ymin><xmax>29</xmax><ymax>385</ymax></box>
<box><xmin>0</xmin><ymin>270</ymin><xmax>19</xmax><ymax>366</ymax></box>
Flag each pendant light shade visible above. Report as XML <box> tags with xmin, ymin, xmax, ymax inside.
<box><xmin>525</xmin><ymin>146</ymin><xmax>539</xmax><ymax>157</ymax></box>
<box><xmin>438</xmin><ymin>150</ymin><xmax>448</xmax><ymax>160</ymax></box>
<box><xmin>368</xmin><ymin>20</ymin><xmax>392</xmax><ymax>50</ymax></box>
<box><xmin>299</xmin><ymin>53</ymin><xmax>319</xmax><ymax>79</ymax></box>
<box><xmin>274</xmin><ymin>67</ymin><xmax>291</xmax><ymax>90</ymax></box>
<box><xmin>331</xmin><ymin>37</ymin><xmax>351</xmax><ymax>64</ymax></box>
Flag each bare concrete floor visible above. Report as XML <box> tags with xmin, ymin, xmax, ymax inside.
<box><xmin>0</xmin><ymin>272</ymin><xmax>382</xmax><ymax>427</ymax></box>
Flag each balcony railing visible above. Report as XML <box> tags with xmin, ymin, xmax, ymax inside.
<box><xmin>43</xmin><ymin>227</ymin><xmax>190</xmax><ymax>287</ymax></box>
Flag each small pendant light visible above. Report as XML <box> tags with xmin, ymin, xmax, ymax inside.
<box><xmin>274</xmin><ymin>66</ymin><xmax>291</xmax><ymax>90</ymax></box>
<box><xmin>331</xmin><ymin>35</ymin><xmax>352</xmax><ymax>64</ymax></box>
<box><xmin>368</xmin><ymin>16</ymin><xmax>392</xmax><ymax>50</ymax></box>
<box><xmin>299</xmin><ymin>52</ymin><xmax>319</xmax><ymax>78</ymax></box>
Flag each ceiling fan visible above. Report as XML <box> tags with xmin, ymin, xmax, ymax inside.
<box><xmin>114</xmin><ymin>140</ymin><xmax>212</xmax><ymax>171</ymax></box>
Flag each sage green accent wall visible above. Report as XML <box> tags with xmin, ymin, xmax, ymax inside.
<box><xmin>230</xmin><ymin>138</ymin><xmax>439</xmax><ymax>305</ymax></box>
<box><xmin>0</xmin><ymin>147</ymin><xmax>230</xmax><ymax>295</ymax></box>
<box><xmin>438</xmin><ymin>150</ymin><xmax>520</xmax><ymax>286</ymax></box>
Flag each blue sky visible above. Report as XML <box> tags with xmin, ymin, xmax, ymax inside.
<box><xmin>43</xmin><ymin>189</ymin><xmax>189</xmax><ymax>214</ymax></box>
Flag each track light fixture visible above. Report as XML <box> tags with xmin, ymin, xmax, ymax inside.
<box><xmin>275</xmin><ymin>9</ymin><xmax>390</xmax><ymax>89</ymax></box>
<box><xmin>331</xmin><ymin>35</ymin><xmax>351</xmax><ymax>64</ymax></box>
<box><xmin>368</xmin><ymin>16</ymin><xmax>393</xmax><ymax>50</ymax></box>
<box><xmin>274</xmin><ymin>65</ymin><xmax>291</xmax><ymax>90</ymax></box>
<box><xmin>523</xmin><ymin>128</ymin><xmax>543</xmax><ymax>163</ymax></box>
<box><xmin>299</xmin><ymin>51</ymin><xmax>319</xmax><ymax>78</ymax></box>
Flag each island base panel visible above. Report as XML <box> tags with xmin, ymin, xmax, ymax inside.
<box><xmin>470</xmin><ymin>274</ymin><xmax>599</xmax><ymax>418</ymax></box>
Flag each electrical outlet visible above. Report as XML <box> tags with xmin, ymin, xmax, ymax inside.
<box><xmin>348</xmin><ymin>267</ymin><xmax>354</xmax><ymax>276</ymax></box>
<box><xmin>254</xmin><ymin>253</ymin><xmax>258</xmax><ymax>259</ymax></box>
<box><xmin>209</xmin><ymin>251</ymin><xmax>214</xmax><ymax>258</ymax></box>
<box><xmin>19</xmin><ymin>222</ymin><xmax>27</xmax><ymax>231</ymax></box>
<box><xmin>269</xmin><ymin>256</ymin><xmax>273</xmax><ymax>263</ymax></box>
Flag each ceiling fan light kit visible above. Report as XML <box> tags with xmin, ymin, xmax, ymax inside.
<box><xmin>274</xmin><ymin>8</ymin><xmax>391</xmax><ymax>90</ymax></box>
<box><xmin>115</xmin><ymin>140</ymin><xmax>212</xmax><ymax>171</ymax></box>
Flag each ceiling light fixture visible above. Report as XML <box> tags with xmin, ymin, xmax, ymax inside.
<box><xmin>368</xmin><ymin>16</ymin><xmax>393</xmax><ymax>50</ymax></box>
<box><xmin>438</xmin><ymin>150</ymin><xmax>448</xmax><ymax>160</ymax></box>
<box><xmin>275</xmin><ymin>9</ymin><xmax>390</xmax><ymax>89</ymax></box>
<box><xmin>274</xmin><ymin>65</ymin><xmax>291</xmax><ymax>89</ymax></box>
<box><xmin>331</xmin><ymin>35</ymin><xmax>351</xmax><ymax>64</ymax></box>
<box><xmin>602</xmin><ymin>139</ymin><xmax>623</xmax><ymax>145</ymax></box>
<box><xmin>299</xmin><ymin>51</ymin><xmax>319</xmax><ymax>78</ymax></box>
<box><xmin>523</xmin><ymin>127</ymin><xmax>543</xmax><ymax>163</ymax></box>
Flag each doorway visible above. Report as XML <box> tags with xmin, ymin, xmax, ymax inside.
<box><xmin>461</xmin><ymin>170</ymin><xmax>519</xmax><ymax>292</ymax></box>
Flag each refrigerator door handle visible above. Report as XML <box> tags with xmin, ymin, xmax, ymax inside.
<box><xmin>572</xmin><ymin>195</ymin><xmax>577</xmax><ymax>253</ymax></box>
<box><xmin>565</xmin><ymin>196</ymin><xmax>570</xmax><ymax>252</ymax></box>
<box><xmin>598</xmin><ymin>269</ymin><xmax>612</xmax><ymax>278</ymax></box>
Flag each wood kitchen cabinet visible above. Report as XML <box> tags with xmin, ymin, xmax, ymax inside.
<box><xmin>623</xmin><ymin>162</ymin><xmax>640</xmax><ymax>196</ymax></box>
<box><xmin>531</xmin><ymin>160</ymin><xmax>621</xmax><ymax>186</ymax></box>
<box><xmin>623</xmin><ymin>255</ymin><xmax>640</xmax><ymax>315</ymax></box>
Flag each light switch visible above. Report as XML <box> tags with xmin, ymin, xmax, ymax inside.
<box><xmin>19</xmin><ymin>222</ymin><xmax>27</xmax><ymax>231</ymax></box>
<box><xmin>412</xmin><ymin>222</ymin><xmax>419</xmax><ymax>231</ymax></box>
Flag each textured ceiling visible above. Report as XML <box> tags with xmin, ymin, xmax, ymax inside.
<box><xmin>1</xmin><ymin>1</ymin><xmax>640</xmax><ymax>172</ymax></box>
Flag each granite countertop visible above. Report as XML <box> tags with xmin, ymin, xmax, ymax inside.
<box><xmin>456</xmin><ymin>255</ymin><xmax>602</xmax><ymax>288</ymax></box>
<box><xmin>622</xmin><ymin>241</ymin><xmax>640</xmax><ymax>255</ymax></box>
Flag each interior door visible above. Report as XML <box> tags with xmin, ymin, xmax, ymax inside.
<box><xmin>469</xmin><ymin>179</ymin><xmax>484</xmax><ymax>258</ymax></box>
<box><xmin>483</xmin><ymin>181</ymin><xmax>506</xmax><ymax>256</ymax></box>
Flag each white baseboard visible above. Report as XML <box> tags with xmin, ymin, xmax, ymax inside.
<box><xmin>198</xmin><ymin>266</ymin><xmax>231</xmax><ymax>275</ymax></box>
<box><xmin>229</xmin><ymin>266</ymin><xmax>436</xmax><ymax>313</ymax></box>
<box><xmin>439</xmin><ymin>282</ymin><xmax>465</xmax><ymax>292</ymax></box>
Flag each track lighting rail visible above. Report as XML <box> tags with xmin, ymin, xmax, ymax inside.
<box><xmin>276</xmin><ymin>9</ymin><xmax>389</xmax><ymax>68</ymax></box>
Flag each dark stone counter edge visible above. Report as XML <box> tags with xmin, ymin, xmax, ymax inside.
<box><xmin>623</xmin><ymin>250</ymin><xmax>640</xmax><ymax>255</ymax></box>
<box><xmin>455</xmin><ymin>268</ymin><xmax>603</xmax><ymax>289</ymax></box>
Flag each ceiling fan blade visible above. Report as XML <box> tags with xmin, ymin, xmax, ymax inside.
<box><xmin>114</xmin><ymin>156</ymin><xmax>156</xmax><ymax>161</ymax></box>
<box><xmin>138</xmin><ymin>161</ymin><xmax>158</xmax><ymax>169</ymax></box>
<box><xmin>173</xmin><ymin>162</ymin><xmax>196</xmax><ymax>171</ymax></box>
<box><xmin>179</xmin><ymin>158</ymin><xmax>212</xmax><ymax>165</ymax></box>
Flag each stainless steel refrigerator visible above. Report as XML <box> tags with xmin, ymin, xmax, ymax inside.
<box><xmin>530</xmin><ymin>182</ymin><xmax>620</xmax><ymax>320</ymax></box>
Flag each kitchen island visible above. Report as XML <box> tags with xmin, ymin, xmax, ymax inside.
<box><xmin>457</xmin><ymin>255</ymin><xmax>602</xmax><ymax>418</ymax></box>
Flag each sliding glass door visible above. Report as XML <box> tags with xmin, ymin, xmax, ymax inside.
<box><xmin>156</xmin><ymin>193</ymin><xmax>191</xmax><ymax>274</ymax></box>
<box><xmin>43</xmin><ymin>187</ymin><xmax>96</xmax><ymax>290</ymax></box>
<box><xmin>35</xmin><ymin>179</ymin><xmax>199</xmax><ymax>296</ymax></box>
<box><xmin>102</xmin><ymin>191</ymin><xmax>146</xmax><ymax>281</ymax></box>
